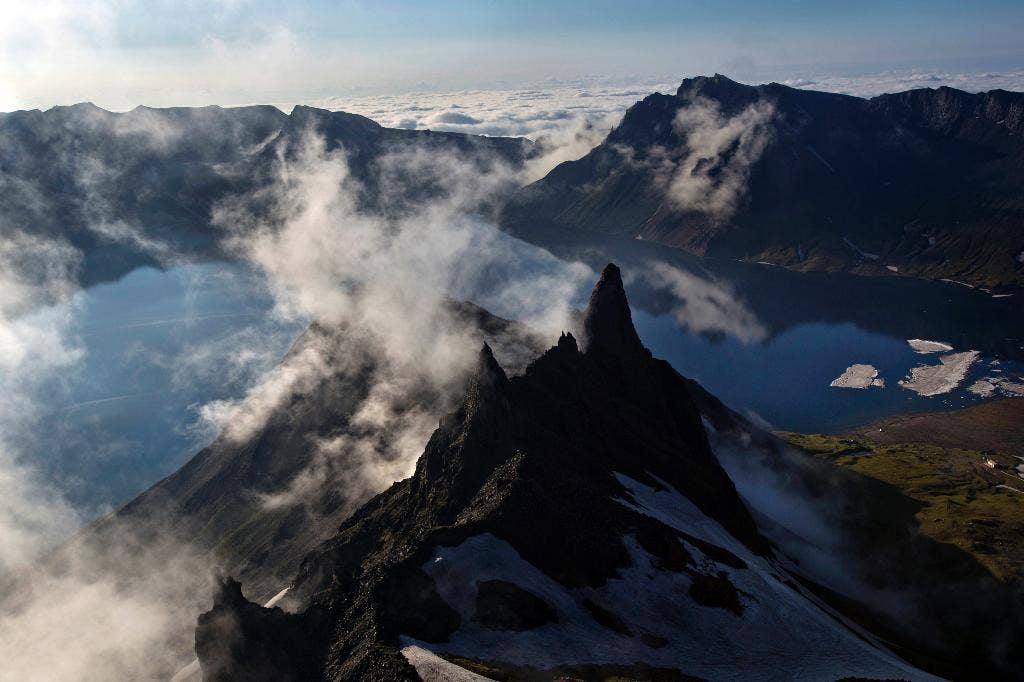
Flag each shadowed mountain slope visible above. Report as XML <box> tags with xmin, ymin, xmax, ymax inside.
<box><xmin>502</xmin><ymin>75</ymin><xmax>1024</xmax><ymax>290</ymax></box>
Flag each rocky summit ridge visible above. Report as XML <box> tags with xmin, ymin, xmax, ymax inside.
<box><xmin>193</xmin><ymin>264</ymin><xmax>926</xmax><ymax>682</ymax></box>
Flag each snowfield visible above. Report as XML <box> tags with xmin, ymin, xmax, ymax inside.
<box><xmin>404</xmin><ymin>474</ymin><xmax>936</xmax><ymax>681</ymax></box>
<box><xmin>401</xmin><ymin>645</ymin><xmax>494</xmax><ymax>681</ymax></box>
<box><xmin>841</xmin><ymin>236</ymin><xmax>880</xmax><ymax>260</ymax></box>
<box><xmin>830</xmin><ymin>364</ymin><xmax>885</xmax><ymax>389</ymax></box>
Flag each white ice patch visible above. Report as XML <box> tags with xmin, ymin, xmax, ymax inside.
<box><xmin>968</xmin><ymin>379</ymin><xmax>998</xmax><ymax>398</ymax></box>
<box><xmin>830</xmin><ymin>364</ymin><xmax>885</xmax><ymax>389</ymax></box>
<box><xmin>899</xmin><ymin>351</ymin><xmax>980</xmax><ymax>396</ymax></box>
<box><xmin>907</xmin><ymin>339</ymin><xmax>954</xmax><ymax>354</ymax></box>
<box><xmin>969</xmin><ymin>376</ymin><xmax>1024</xmax><ymax>398</ymax></box>
<box><xmin>263</xmin><ymin>587</ymin><xmax>290</xmax><ymax>608</ymax></box>
<box><xmin>806</xmin><ymin>146</ymin><xmax>837</xmax><ymax>173</ymax></box>
<box><xmin>406</xmin><ymin>476</ymin><xmax>934</xmax><ymax>681</ymax></box>
<box><xmin>169</xmin><ymin>659</ymin><xmax>200</xmax><ymax>682</ymax></box>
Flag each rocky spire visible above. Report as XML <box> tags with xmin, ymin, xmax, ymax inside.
<box><xmin>474</xmin><ymin>342</ymin><xmax>508</xmax><ymax>387</ymax></box>
<box><xmin>410</xmin><ymin>343</ymin><xmax>513</xmax><ymax>518</ymax></box>
<box><xmin>581</xmin><ymin>263</ymin><xmax>644</xmax><ymax>358</ymax></box>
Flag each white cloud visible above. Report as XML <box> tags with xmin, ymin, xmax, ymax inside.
<box><xmin>638</xmin><ymin>262</ymin><xmax>766</xmax><ymax>344</ymax></box>
<box><xmin>0</xmin><ymin>161</ymin><xmax>213</xmax><ymax>682</ymax></box>
<box><xmin>0</xmin><ymin>232</ymin><xmax>83</xmax><ymax>575</ymax></box>
<box><xmin>206</xmin><ymin>128</ymin><xmax>592</xmax><ymax>507</ymax></box>
<box><xmin>299</xmin><ymin>84</ymin><xmax>677</xmax><ymax>180</ymax></box>
<box><xmin>661</xmin><ymin>96</ymin><xmax>776</xmax><ymax>218</ymax></box>
<box><xmin>780</xmin><ymin>68</ymin><xmax>1024</xmax><ymax>98</ymax></box>
<box><xmin>0</xmin><ymin>235</ymin><xmax>228</xmax><ymax>682</ymax></box>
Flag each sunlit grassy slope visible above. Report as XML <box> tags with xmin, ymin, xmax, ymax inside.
<box><xmin>778</xmin><ymin>432</ymin><xmax>1024</xmax><ymax>582</ymax></box>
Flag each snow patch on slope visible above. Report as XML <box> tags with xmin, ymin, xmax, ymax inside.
<box><xmin>406</xmin><ymin>475</ymin><xmax>935</xmax><ymax>681</ymax></box>
<box><xmin>401</xmin><ymin>645</ymin><xmax>495</xmax><ymax>681</ymax></box>
<box><xmin>842</xmin><ymin>236</ymin><xmax>880</xmax><ymax>260</ymax></box>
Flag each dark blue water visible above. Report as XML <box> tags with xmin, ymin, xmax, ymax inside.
<box><xmin>36</xmin><ymin>258</ymin><xmax>1024</xmax><ymax>514</ymax></box>
<box><xmin>634</xmin><ymin>311</ymin><xmax>1016</xmax><ymax>433</ymax></box>
<box><xmin>36</xmin><ymin>264</ymin><xmax>302</xmax><ymax>513</ymax></box>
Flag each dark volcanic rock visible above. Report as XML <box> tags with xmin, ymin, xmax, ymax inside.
<box><xmin>195</xmin><ymin>577</ymin><xmax>318</xmax><ymax>682</ymax></box>
<box><xmin>194</xmin><ymin>263</ymin><xmax>769</xmax><ymax>680</ymax></box>
<box><xmin>581</xmin><ymin>262</ymin><xmax>643</xmax><ymax>357</ymax></box>
<box><xmin>473</xmin><ymin>580</ymin><xmax>558</xmax><ymax>631</ymax></box>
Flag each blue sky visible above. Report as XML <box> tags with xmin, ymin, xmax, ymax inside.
<box><xmin>2</xmin><ymin>0</ymin><xmax>1023</xmax><ymax>110</ymax></box>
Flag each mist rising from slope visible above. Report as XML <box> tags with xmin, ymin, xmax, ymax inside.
<box><xmin>207</xmin><ymin>128</ymin><xmax>593</xmax><ymax>506</ymax></box>
<box><xmin>663</xmin><ymin>96</ymin><xmax>776</xmax><ymax>218</ymax></box>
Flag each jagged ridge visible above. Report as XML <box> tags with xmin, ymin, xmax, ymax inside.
<box><xmin>193</xmin><ymin>265</ymin><xmax>924</xmax><ymax>682</ymax></box>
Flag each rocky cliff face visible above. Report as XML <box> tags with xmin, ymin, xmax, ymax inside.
<box><xmin>194</xmin><ymin>265</ymin><xmax>927</xmax><ymax>681</ymax></box>
<box><xmin>502</xmin><ymin>75</ymin><xmax>1024</xmax><ymax>290</ymax></box>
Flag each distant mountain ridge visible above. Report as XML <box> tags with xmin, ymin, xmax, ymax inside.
<box><xmin>0</xmin><ymin>102</ymin><xmax>532</xmax><ymax>285</ymax></box>
<box><xmin>501</xmin><ymin>74</ymin><xmax>1024</xmax><ymax>290</ymax></box>
<box><xmin>5</xmin><ymin>78</ymin><xmax>1023</xmax><ymax>290</ymax></box>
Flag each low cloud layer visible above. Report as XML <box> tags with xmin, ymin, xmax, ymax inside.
<box><xmin>779</xmin><ymin>67</ymin><xmax>1024</xmax><ymax>98</ymax></box>
<box><xmin>0</xmin><ymin>231</ymin><xmax>83</xmax><ymax>577</ymax></box>
<box><xmin>302</xmin><ymin>84</ymin><xmax>675</xmax><ymax>181</ymax></box>
<box><xmin>0</xmin><ymin>115</ymin><xmax>282</xmax><ymax>681</ymax></box>
<box><xmin>301</xmin><ymin>84</ymin><xmax>671</xmax><ymax>140</ymax></box>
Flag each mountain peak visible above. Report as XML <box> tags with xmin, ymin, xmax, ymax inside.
<box><xmin>556</xmin><ymin>330</ymin><xmax>579</xmax><ymax>353</ymax></box>
<box><xmin>582</xmin><ymin>263</ymin><xmax>643</xmax><ymax>357</ymax></box>
<box><xmin>474</xmin><ymin>341</ymin><xmax>508</xmax><ymax>388</ymax></box>
<box><xmin>675</xmin><ymin>74</ymin><xmax>761</xmax><ymax>108</ymax></box>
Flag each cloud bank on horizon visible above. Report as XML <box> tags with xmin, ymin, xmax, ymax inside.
<box><xmin>2</xmin><ymin>0</ymin><xmax>1023</xmax><ymax>113</ymax></box>
<box><xmin>274</xmin><ymin>65</ymin><xmax>1024</xmax><ymax>174</ymax></box>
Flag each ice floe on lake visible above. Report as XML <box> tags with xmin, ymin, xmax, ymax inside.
<box><xmin>899</xmin><ymin>351</ymin><xmax>980</xmax><ymax>397</ymax></box>
<box><xmin>830</xmin><ymin>364</ymin><xmax>885</xmax><ymax>389</ymax></box>
<box><xmin>968</xmin><ymin>376</ymin><xmax>1024</xmax><ymax>398</ymax></box>
<box><xmin>907</xmin><ymin>339</ymin><xmax>954</xmax><ymax>354</ymax></box>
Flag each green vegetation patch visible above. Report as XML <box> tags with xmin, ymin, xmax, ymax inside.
<box><xmin>778</xmin><ymin>432</ymin><xmax>1024</xmax><ymax>581</ymax></box>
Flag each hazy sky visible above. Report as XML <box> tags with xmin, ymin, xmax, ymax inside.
<box><xmin>2</xmin><ymin>0</ymin><xmax>1023</xmax><ymax>111</ymax></box>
